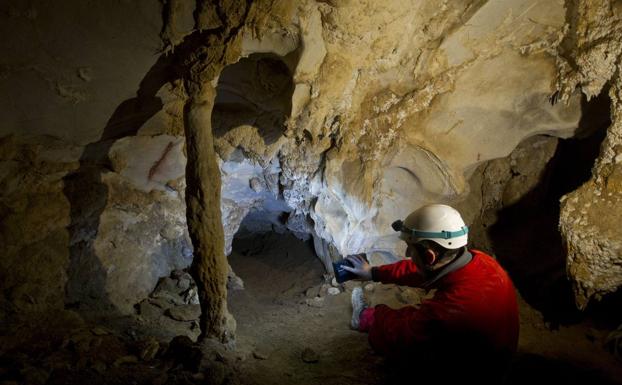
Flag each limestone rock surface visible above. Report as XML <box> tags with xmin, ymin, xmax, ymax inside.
<box><xmin>555</xmin><ymin>0</ymin><xmax>622</xmax><ymax>308</ymax></box>
<box><xmin>0</xmin><ymin>1</ymin><xmax>192</xmax><ymax>313</ymax></box>
<box><xmin>1</xmin><ymin>0</ymin><xmax>620</xmax><ymax>314</ymax></box>
<box><xmin>212</xmin><ymin>0</ymin><xmax>582</xmax><ymax>270</ymax></box>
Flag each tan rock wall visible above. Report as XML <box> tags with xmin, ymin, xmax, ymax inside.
<box><xmin>556</xmin><ymin>0</ymin><xmax>622</xmax><ymax>309</ymax></box>
<box><xmin>0</xmin><ymin>0</ymin><xmax>192</xmax><ymax>313</ymax></box>
<box><xmin>271</xmin><ymin>0</ymin><xmax>581</xmax><ymax>263</ymax></box>
<box><xmin>0</xmin><ymin>136</ymin><xmax>77</xmax><ymax>312</ymax></box>
<box><xmin>1</xmin><ymin>0</ymin><xmax>619</xmax><ymax>316</ymax></box>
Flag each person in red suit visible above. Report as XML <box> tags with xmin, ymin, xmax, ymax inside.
<box><xmin>344</xmin><ymin>204</ymin><xmax>519</xmax><ymax>384</ymax></box>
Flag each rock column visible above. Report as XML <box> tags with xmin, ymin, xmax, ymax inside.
<box><xmin>184</xmin><ymin>84</ymin><xmax>235</xmax><ymax>343</ymax></box>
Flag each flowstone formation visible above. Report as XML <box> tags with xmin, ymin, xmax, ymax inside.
<box><xmin>1</xmin><ymin>0</ymin><xmax>619</xmax><ymax>322</ymax></box>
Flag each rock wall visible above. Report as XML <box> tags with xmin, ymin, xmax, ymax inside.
<box><xmin>556</xmin><ymin>0</ymin><xmax>622</xmax><ymax>309</ymax></box>
<box><xmin>0</xmin><ymin>0</ymin><xmax>619</xmax><ymax>315</ymax></box>
<box><xmin>0</xmin><ymin>0</ymin><xmax>191</xmax><ymax>314</ymax></box>
<box><xmin>218</xmin><ymin>0</ymin><xmax>582</xmax><ymax>270</ymax></box>
<box><xmin>454</xmin><ymin>135</ymin><xmax>561</xmax><ymax>250</ymax></box>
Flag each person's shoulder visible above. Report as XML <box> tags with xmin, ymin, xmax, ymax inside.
<box><xmin>468</xmin><ymin>249</ymin><xmax>501</xmax><ymax>267</ymax></box>
<box><xmin>468</xmin><ymin>249</ymin><xmax>493</xmax><ymax>259</ymax></box>
<box><xmin>468</xmin><ymin>249</ymin><xmax>511</xmax><ymax>277</ymax></box>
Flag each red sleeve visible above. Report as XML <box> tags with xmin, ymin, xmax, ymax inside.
<box><xmin>368</xmin><ymin>302</ymin><xmax>440</xmax><ymax>357</ymax></box>
<box><xmin>372</xmin><ymin>259</ymin><xmax>425</xmax><ymax>287</ymax></box>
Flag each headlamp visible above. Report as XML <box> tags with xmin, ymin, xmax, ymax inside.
<box><xmin>391</xmin><ymin>219</ymin><xmax>468</xmax><ymax>240</ymax></box>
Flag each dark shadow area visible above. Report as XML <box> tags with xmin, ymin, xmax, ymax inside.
<box><xmin>506</xmin><ymin>352</ymin><xmax>620</xmax><ymax>385</ymax></box>
<box><xmin>489</xmin><ymin>90</ymin><xmax>613</xmax><ymax>326</ymax></box>
<box><xmin>378</xmin><ymin>352</ymin><xmax>621</xmax><ymax>385</ymax></box>
<box><xmin>211</xmin><ymin>53</ymin><xmax>295</xmax><ymax>145</ymax></box>
<box><xmin>62</xmin><ymin>53</ymin><xmax>176</xmax><ymax>311</ymax></box>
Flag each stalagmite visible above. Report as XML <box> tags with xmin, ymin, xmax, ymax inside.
<box><xmin>183</xmin><ymin>86</ymin><xmax>235</xmax><ymax>343</ymax></box>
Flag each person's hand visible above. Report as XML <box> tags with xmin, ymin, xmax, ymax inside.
<box><xmin>342</xmin><ymin>254</ymin><xmax>372</xmax><ymax>281</ymax></box>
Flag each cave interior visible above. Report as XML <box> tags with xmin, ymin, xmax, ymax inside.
<box><xmin>1</xmin><ymin>1</ymin><xmax>622</xmax><ymax>385</ymax></box>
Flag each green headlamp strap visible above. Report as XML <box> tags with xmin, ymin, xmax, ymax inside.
<box><xmin>404</xmin><ymin>226</ymin><xmax>469</xmax><ymax>240</ymax></box>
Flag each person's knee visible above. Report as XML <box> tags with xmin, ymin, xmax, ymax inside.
<box><xmin>358</xmin><ymin>307</ymin><xmax>375</xmax><ymax>332</ymax></box>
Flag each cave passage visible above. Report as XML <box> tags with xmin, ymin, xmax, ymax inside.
<box><xmin>211</xmin><ymin>53</ymin><xmax>295</xmax><ymax>145</ymax></box>
<box><xmin>225</xmin><ymin>231</ymin><xmax>384</xmax><ymax>385</ymax></box>
<box><xmin>228</xmin><ymin>231</ymin><xmax>324</xmax><ymax>305</ymax></box>
<box><xmin>489</xmin><ymin>90</ymin><xmax>616</xmax><ymax>326</ymax></box>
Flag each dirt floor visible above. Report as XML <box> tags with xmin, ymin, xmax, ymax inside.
<box><xmin>227</xmin><ymin>232</ymin><xmax>622</xmax><ymax>385</ymax></box>
<box><xmin>1</xmin><ymin>231</ymin><xmax>621</xmax><ymax>385</ymax></box>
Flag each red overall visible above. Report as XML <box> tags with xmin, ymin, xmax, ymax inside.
<box><xmin>360</xmin><ymin>250</ymin><xmax>519</xmax><ymax>380</ymax></box>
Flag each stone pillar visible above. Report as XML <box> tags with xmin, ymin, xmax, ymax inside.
<box><xmin>183</xmin><ymin>84</ymin><xmax>235</xmax><ymax>343</ymax></box>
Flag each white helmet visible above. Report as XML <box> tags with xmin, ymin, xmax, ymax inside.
<box><xmin>392</xmin><ymin>204</ymin><xmax>468</xmax><ymax>249</ymax></box>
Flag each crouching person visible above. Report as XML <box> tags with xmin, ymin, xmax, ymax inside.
<box><xmin>344</xmin><ymin>204</ymin><xmax>519</xmax><ymax>384</ymax></box>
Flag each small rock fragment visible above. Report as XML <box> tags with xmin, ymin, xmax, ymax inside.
<box><xmin>113</xmin><ymin>355</ymin><xmax>138</xmax><ymax>367</ymax></box>
<box><xmin>227</xmin><ymin>270</ymin><xmax>245</xmax><ymax>290</ymax></box>
<box><xmin>249</xmin><ymin>177</ymin><xmax>264</xmax><ymax>192</ymax></box>
<box><xmin>343</xmin><ymin>280</ymin><xmax>359</xmax><ymax>291</ymax></box>
<box><xmin>183</xmin><ymin>288</ymin><xmax>200</xmax><ymax>305</ymax></box>
<box><xmin>319</xmin><ymin>283</ymin><xmax>331</xmax><ymax>296</ymax></box>
<box><xmin>305</xmin><ymin>286</ymin><xmax>319</xmax><ymax>298</ymax></box>
<box><xmin>177</xmin><ymin>277</ymin><xmax>191</xmax><ymax>291</ymax></box>
<box><xmin>252</xmin><ymin>350</ymin><xmax>268</xmax><ymax>360</ymax></box>
<box><xmin>305</xmin><ymin>297</ymin><xmax>324</xmax><ymax>308</ymax></box>
<box><xmin>140</xmin><ymin>337</ymin><xmax>160</xmax><ymax>361</ymax></box>
<box><xmin>327</xmin><ymin>287</ymin><xmax>340</xmax><ymax>295</ymax></box>
<box><xmin>91</xmin><ymin>327</ymin><xmax>110</xmax><ymax>336</ymax></box>
<box><xmin>301</xmin><ymin>348</ymin><xmax>319</xmax><ymax>363</ymax></box>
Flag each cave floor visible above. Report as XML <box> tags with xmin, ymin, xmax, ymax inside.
<box><xmin>228</xmin><ymin>233</ymin><xmax>622</xmax><ymax>385</ymax></box>
<box><xmin>1</xmin><ymin>233</ymin><xmax>621</xmax><ymax>385</ymax></box>
<box><xmin>227</xmin><ymin>233</ymin><xmax>382</xmax><ymax>385</ymax></box>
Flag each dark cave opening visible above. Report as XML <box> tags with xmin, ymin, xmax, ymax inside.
<box><xmin>211</xmin><ymin>53</ymin><xmax>295</xmax><ymax>146</ymax></box>
<box><xmin>227</xmin><ymin>202</ymin><xmax>324</xmax><ymax>302</ymax></box>
<box><xmin>228</xmin><ymin>231</ymin><xmax>323</xmax><ymax>301</ymax></box>
<box><xmin>224</xmin><ymin>229</ymin><xmax>385</xmax><ymax>385</ymax></box>
<box><xmin>489</xmin><ymin>89</ymin><xmax>619</xmax><ymax>327</ymax></box>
